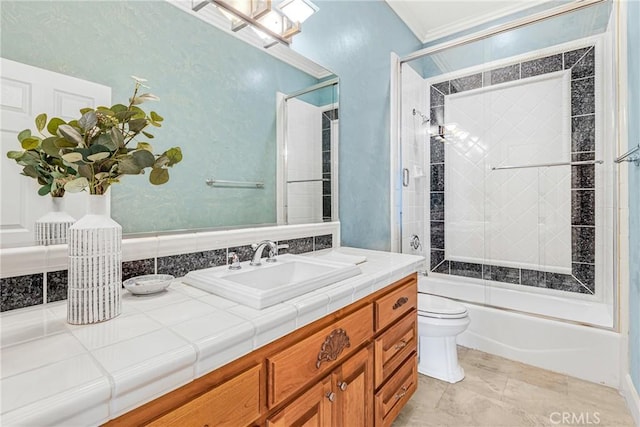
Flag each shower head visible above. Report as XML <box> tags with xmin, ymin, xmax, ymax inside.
<box><xmin>412</xmin><ymin>108</ymin><xmax>430</xmax><ymax>124</ymax></box>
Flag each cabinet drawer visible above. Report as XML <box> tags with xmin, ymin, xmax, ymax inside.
<box><xmin>268</xmin><ymin>304</ymin><xmax>373</xmax><ymax>407</ymax></box>
<box><xmin>374</xmin><ymin>276</ymin><xmax>417</xmax><ymax>332</ymax></box>
<box><xmin>374</xmin><ymin>311</ymin><xmax>417</xmax><ymax>388</ymax></box>
<box><xmin>148</xmin><ymin>364</ymin><xmax>261</xmax><ymax>427</ymax></box>
<box><xmin>374</xmin><ymin>353</ymin><xmax>417</xmax><ymax>427</ymax></box>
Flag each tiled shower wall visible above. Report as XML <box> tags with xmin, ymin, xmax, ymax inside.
<box><xmin>0</xmin><ymin>229</ymin><xmax>334</xmax><ymax>312</ymax></box>
<box><xmin>429</xmin><ymin>45</ymin><xmax>598</xmax><ymax>295</ymax></box>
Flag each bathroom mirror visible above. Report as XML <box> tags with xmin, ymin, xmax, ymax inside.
<box><xmin>0</xmin><ymin>0</ymin><xmax>338</xmax><ymax>248</ymax></box>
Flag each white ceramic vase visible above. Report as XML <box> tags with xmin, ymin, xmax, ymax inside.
<box><xmin>35</xmin><ymin>197</ymin><xmax>75</xmax><ymax>246</ymax></box>
<box><xmin>67</xmin><ymin>194</ymin><xmax>122</xmax><ymax>325</ymax></box>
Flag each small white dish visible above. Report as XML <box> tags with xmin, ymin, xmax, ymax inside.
<box><xmin>123</xmin><ymin>274</ymin><xmax>174</xmax><ymax>295</ymax></box>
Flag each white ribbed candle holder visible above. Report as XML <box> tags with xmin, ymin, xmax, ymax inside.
<box><xmin>67</xmin><ymin>194</ymin><xmax>122</xmax><ymax>325</ymax></box>
<box><xmin>35</xmin><ymin>197</ymin><xmax>75</xmax><ymax>246</ymax></box>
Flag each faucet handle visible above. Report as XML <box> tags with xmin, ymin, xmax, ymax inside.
<box><xmin>228</xmin><ymin>252</ymin><xmax>241</xmax><ymax>270</ymax></box>
<box><xmin>265</xmin><ymin>243</ymin><xmax>288</xmax><ymax>263</ymax></box>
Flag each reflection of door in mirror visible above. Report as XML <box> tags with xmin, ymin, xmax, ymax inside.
<box><xmin>278</xmin><ymin>80</ymin><xmax>338</xmax><ymax>225</ymax></box>
<box><xmin>0</xmin><ymin>58</ymin><xmax>111</xmax><ymax>248</ymax></box>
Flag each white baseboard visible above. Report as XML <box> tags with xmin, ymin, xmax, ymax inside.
<box><xmin>622</xmin><ymin>374</ymin><xmax>640</xmax><ymax>427</ymax></box>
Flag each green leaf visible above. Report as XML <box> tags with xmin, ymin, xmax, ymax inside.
<box><xmin>22</xmin><ymin>165</ymin><xmax>39</xmax><ymax>178</ymax></box>
<box><xmin>141</xmin><ymin>131</ymin><xmax>155</xmax><ymax>139</ymax></box>
<box><xmin>87</xmin><ymin>151</ymin><xmax>111</xmax><ymax>162</ymax></box>
<box><xmin>79</xmin><ymin>107</ymin><xmax>94</xmax><ymax>115</ymax></box>
<box><xmin>148</xmin><ymin>120</ymin><xmax>161</xmax><ymax>128</ymax></box>
<box><xmin>111</xmin><ymin>104</ymin><xmax>128</xmax><ymax>113</ymax></box>
<box><xmin>77</xmin><ymin>165</ymin><xmax>93</xmax><ymax>179</ymax></box>
<box><xmin>35</xmin><ymin>113</ymin><xmax>47</xmax><ymax>133</ymax></box>
<box><xmin>132</xmin><ymin>149</ymin><xmax>155</xmax><ymax>169</ymax></box>
<box><xmin>17</xmin><ymin>129</ymin><xmax>31</xmax><ymax>142</ymax></box>
<box><xmin>38</xmin><ymin>184</ymin><xmax>51</xmax><ymax>196</ymax></box>
<box><xmin>7</xmin><ymin>150</ymin><xmax>24</xmax><ymax>160</ymax></box>
<box><xmin>78</xmin><ymin>111</ymin><xmax>97</xmax><ymax>132</ymax></box>
<box><xmin>47</xmin><ymin>117</ymin><xmax>66</xmax><ymax>135</ymax></box>
<box><xmin>164</xmin><ymin>147</ymin><xmax>183</xmax><ymax>166</ymax></box>
<box><xmin>117</xmin><ymin>156</ymin><xmax>142</xmax><ymax>175</ymax></box>
<box><xmin>110</xmin><ymin>127</ymin><xmax>124</xmax><ymax>148</ymax></box>
<box><xmin>129</xmin><ymin>106</ymin><xmax>146</xmax><ymax>120</ymax></box>
<box><xmin>96</xmin><ymin>107</ymin><xmax>115</xmax><ymax>116</ymax></box>
<box><xmin>136</xmin><ymin>142</ymin><xmax>153</xmax><ymax>151</ymax></box>
<box><xmin>64</xmin><ymin>177</ymin><xmax>89</xmax><ymax>193</ymax></box>
<box><xmin>42</xmin><ymin>137</ymin><xmax>62</xmax><ymax>157</ymax></box>
<box><xmin>55</xmin><ymin>137</ymin><xmax>78</xmax><ymax>148</ymax></box>
<box><xmin>114</xmin><ymin>110</ymin><xmax>137</xmax><ymax>122</ymax></box>
<box><xmin>21</xmin><ymin>137</ymin><xmax>40</xmax><ymax>150</ymax></box>
<box><xmin>149</xmin><ymin>167</ymin><xmax>169</xmax><ymax>185</ymax></box>
<box><xmin>62</xmin><ymin>152</ymin><xmax>84</xmax><ymax>163</ymax></box>
<box><xmin>127</xmin><ymin>118</ymin><xmax>147</xmax><ymax>133</ymax></box>
<box><xmin>150</xmin><ymin>111</ymin><xmax>164</xmax><ymax>122</ymax></box>
<box><xmin>57</xmin><ymin>124</ymin><xmax>83</xmax><ymax>146</ymax></box>
<box><xmin>94</xmin><ymin>133</ymin><xmax>117</xmax><ymax>151</ymax></box>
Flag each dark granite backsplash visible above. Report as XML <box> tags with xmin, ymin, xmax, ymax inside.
<box><xmin>1</xmin><ymin>232</ymin><xmax>335</xmax><ymax>313</ymax></box>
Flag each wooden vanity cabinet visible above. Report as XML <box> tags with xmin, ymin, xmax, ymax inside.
<box><xmin>146</xmin><ymin>365</ymin><xmax>261</xmax><ymax>427</ymax></box>
<box><xmin>105</xmin><ymin>273</ymin><xmax>417</xmax><ymax>427</ymax></box>
<box><xmin>267</xmin><ymin>345</ymin><xmax>373</xmax><ymax>427</ymax></box>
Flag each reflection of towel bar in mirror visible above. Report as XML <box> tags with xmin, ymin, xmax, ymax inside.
<box><xmin>287</xmin><ymin>179</ymin><xmax>330</xmax><ymax>183</ymax></box>
<box><xmin>205</xmin><ymin>179</ymin><xmax>264</xmax><ymax>188</ymax></box>
<box><xmin>491</xmin><ymin>159</ymin><xmax>604</xmax><ymax>171</ymax></box>
<box><xmin>614</xmin><ymin>144</ymin><xmax>640</xmax><ymax>166</ymax></box>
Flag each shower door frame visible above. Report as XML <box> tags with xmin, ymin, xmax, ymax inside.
<box><xmin>390</xmin><ymin>0</ymin><xmax>624</xmax><ymax>332</ymax></box>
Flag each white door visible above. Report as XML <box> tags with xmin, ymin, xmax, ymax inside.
<box><xmin>0</xmin><ymin>58</ymin><xmax>111</xmax><ymax>247</ymax></box>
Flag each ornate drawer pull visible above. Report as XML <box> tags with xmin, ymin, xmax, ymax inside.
<box><xmin>394</xmin><ymin>340</ymin><xmax>408</xmax><ymax>351</ymax></box>
<box><xmin>326</xmin><ymin>391</ymin><xmax>336</xmax><ymax>402</ymax></box>
<box><xmin>316</xmin><ymin>328</ymin><xmax>351</xmax><ymax>369</ymax></box>
<box><xmin>338</xmin><ymin>381</ymin><xmax>348</xmax><ymax>391</ymax></box>
<box><xmin>395</xmin><ymin>385</ymin><xmax>408</xmax><ymax>400</ymax></box>
<box><xmin>393</xmin><ymin>297</ymin><xmax>409</xmax><ymax>310</ymax></box>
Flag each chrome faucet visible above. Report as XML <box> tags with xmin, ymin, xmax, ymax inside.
<box><xmin>250</xmin><ymin>240</ymin><xmax>278</xmax><ymax>266</ymax></box>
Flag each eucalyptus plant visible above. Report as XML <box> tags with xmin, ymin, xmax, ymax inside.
<box><xmin>6</xmin><ymin>76</ymin><xmax>182</xmax><ymax>196</ymax></box>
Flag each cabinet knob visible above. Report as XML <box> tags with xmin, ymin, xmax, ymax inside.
<box><xmin>338</xmin><ymin>381</ymin><xmax>348</xmax><ymax>391</ymax></box>
<box><xmin>326</xmin><ymin>391</ymin><xmax>336</xmax><ymax>402</ymax></box>
<box><xmin>395</xmin><ymin>385</ymin><xmax>408</xmax><ymax>400</ymax></box>
<box><xmin>394</xmin><ymin>340</ymin><xmax>408</xmax><ymax>350</ymax></box>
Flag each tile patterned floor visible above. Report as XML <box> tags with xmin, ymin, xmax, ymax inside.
<box><xmin>394</xmin><ymin>347</ymin><xmax>636</xmax><ymax>427</ymax></box>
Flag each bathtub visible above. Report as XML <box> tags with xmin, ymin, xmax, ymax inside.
<box><xmin>419</xmin><ymin>275</ymin><xmax>621</xmax><ymax>387</ymax></box>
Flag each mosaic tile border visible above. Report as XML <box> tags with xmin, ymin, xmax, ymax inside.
<box><xmin>429</xmin><ymin>46</ymin><xmax>596</xmax><ymax>295</ymax></box>
<box><xmin>322</xmin><ymin>108</ymin><xmax>338</xmax><ymax>222</ymax></box>
<box><xmin>0</xmin><ymin>233</ymin><xmax>335</xmax><ymax>312</ymax></box>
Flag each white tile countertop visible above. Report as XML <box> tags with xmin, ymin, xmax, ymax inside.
<box><xmin>0</xmin><ymin>247</ymin><xmax>424</xmax><ymax>426</ymax></box>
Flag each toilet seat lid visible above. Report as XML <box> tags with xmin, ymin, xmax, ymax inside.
<box><xmin>418</xmin><ymin>294</ymin><xmax>467</xmax><ymax>316</ymax></box>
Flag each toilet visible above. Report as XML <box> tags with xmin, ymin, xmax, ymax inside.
<box><xmin>417</xmin><ymin>293</ymin><xmax>470</xmax><ymax>383</ymax></box>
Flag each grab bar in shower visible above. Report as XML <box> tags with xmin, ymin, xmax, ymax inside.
<box><xmin>614</xmin><ymin>144</ymin><xmax>640</xmax><ymax>165</ymax></box>
<box><xmin>286</xmin><ymin>178</ymin><xmax>330</xmax><ymax>183</ymax></box>
<box><xmin>491</xmin><ymin>159</ymin><xmax>604</xmax><ymax>171</ymax></box>
<box><xmin>205</xmin><ymin>179</ymin><xmax>264</xmax><ymax>188</ymax></box>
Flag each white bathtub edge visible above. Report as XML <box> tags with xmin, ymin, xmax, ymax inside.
<box><xmin>456</xmin><ymin>302</ymin><xmax>621</xmax><ymax>387</ymax></box>
<box><xmin>622</xmin><ymin>374</ymin><xmax>640</xmax><ymax>427</ymax></box>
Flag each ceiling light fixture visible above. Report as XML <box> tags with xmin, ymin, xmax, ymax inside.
<box><xmin>277</xmin><ymin>0</ymin><xmax>318</xmax><ymax>23</ymax></box>
<box><xmin>193</xmin><ymin>0</ymin><xmax>316</xmax><ymax>48</ymax></box>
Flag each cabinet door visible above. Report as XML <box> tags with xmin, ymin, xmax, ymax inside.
<box><xmin>148</xmin><ymin>365</ymin><xmax>260</xmax><ymax>427</ymax></box>
<box><xmin>267</xmin><ymin>376</ymin><xmax>333</xmax><ymax>427</ymax></box>
<box><xmin>333</xmin><ymin>345</ymin><xmax>373</xmax><ymax>427</ymax></box>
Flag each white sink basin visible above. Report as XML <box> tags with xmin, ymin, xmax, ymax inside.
<box><xmin>183</xmin><ymin>254</ymin><xmax>361</xmax><ymax>309</ymax></box>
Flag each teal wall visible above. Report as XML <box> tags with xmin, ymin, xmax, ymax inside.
<box><xmin>0</xmin><ymin>1</ymin><xmax>319</xmax><ymax>233</ymax></box>
<box><xmin>292</xmin><ymin>0</ymin><xmax>422</xmax><ymax>250</ymax></box>
<box><xmin>627</xmin><ymin>0</ymin><xmax>640</xmax><ymax>393</ymax></box>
